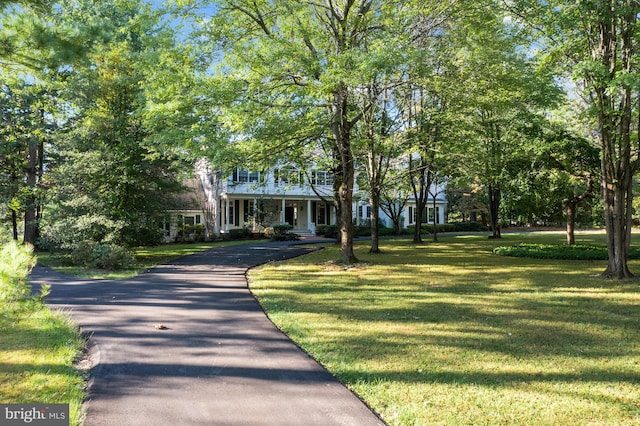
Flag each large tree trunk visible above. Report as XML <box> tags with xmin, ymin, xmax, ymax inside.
<box><xmin>413</xmin><ymin>204</ymin><xmax>424</xmax><ymax>243</ymax></box>
<box><xmin>565</xmin><ymin>202</ymin><xmax>576</xmax><ymax>245</ymax></box>
<box><xmin>23</xmin><ymin>139</ymin><xmax>40</xmax><ymax>245</ymax></box>
<box><xmin>432</xmin><ymin>196</ymin><xmax>438</xmax><ymax>243</ymax></box>
<box><xmin>565</xmin><ymin>178</ymin><xmax>593</xmax><ymax>246</ymax></box>
<box><xmin>590</xmin><ymin>0</ymin><xmax>638</xmax><ymax>279</ymax></box>
<box><xmin>332</xmin><ymin>88</ymin><xmax>358</xmax><ymax>264</ymax></box>
<box><xmin>369</xmin><ymin>189</ymin><xmax>381</xmax><ymax>253</ymax></box>
<box><xmin>602</xmin><ymin>176</ymin><xmax>634</xmax><ymax>279</ymax></box>
<box><xmin>488</xmin><ymin>185</ymin><xmax>501</xmax><ymax>239</ymax></box>
<box><xmin>11</xmin><ymin>209</ymin><xmax>18</xmax><ymax>240</ymax></box>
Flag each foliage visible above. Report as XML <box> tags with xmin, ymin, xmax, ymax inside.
<box><xmin>444</xmin><ymin>4</ymin><xmax>561</xmax><ymax>238</ymax></box>
<box><xmin>227</xmin><ymin>228</ymin><xmax>251</xmax><ymax>240</ymax></box>
<box><xmin>315</xmin><ymin>225</ymin><xmax>339</xmax><ymax>238</ymax></box>
<box><xmin>195</xmin><ymin>0</ymin><xmax>463</xmax><ymax>263</ymax></box>
<box><xmin>267</xmin><ymin>224</ymin><xmax>298</xmax><ymax>242</ymax></box>
<box><xmin>40</xmin><ymin>0</ymin><xmax>192</xmax><ymax>250</ymax></box>
<box><xmin>249</xmin><ymin>233</ymin><xmax>640</xmax><ymax>425</ymax></box>
<box><xmin>509</xmin><ymin>0</ymin><xmax>640</xmax><ymax>277</ymax></box>
<box><xmin>450</xmin><ymin>221</ymin><xmax>489</xmax><ymax>232</ymax></box>
<box><xmin>70</xmin><ymin>241</ymin><xmax>135</xmax><ymax>270</ymax></box>
<box><xmin>0</xmin><ymin>240</ymin><xmax>36</xmax><ymax>301</ymax></box>
<box><xmin>492</xmin><ymin>243</ymin><xmax>640</xmax><ymax>260</ymax></box>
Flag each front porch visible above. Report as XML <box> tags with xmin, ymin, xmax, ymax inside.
<box><xmin>218</xmin><ymin>196</ymin><xmax>334</xmax><ymax>236</ymax></box>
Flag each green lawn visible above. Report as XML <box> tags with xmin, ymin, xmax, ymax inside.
<box><xmin>248</xmin><ymin>231</ymin><xmax>640</xmax><ymax>425</ymax></box>
<box><xmin>0</xmin><ymin>300</ymin><xmax>86</xmax><ymax>426</ymax></box>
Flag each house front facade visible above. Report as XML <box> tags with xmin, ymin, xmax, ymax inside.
<box><xmin>165</xmin><ymin>159</ymin><xmax>447</xmax><ymax>241</ymax></box>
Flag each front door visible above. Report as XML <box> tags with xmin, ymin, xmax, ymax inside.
<box><xmin>285</xmin><ymin>206</ymin><xmax>296</xmax><ymax>226</ymax></box>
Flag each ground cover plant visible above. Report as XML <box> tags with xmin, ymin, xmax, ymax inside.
<box><xmin>494</xmin><ymin>243</ymin><xmax>640</xmax><ymax>260</ymax></box>
<box><xmin>248</xmin><ymin>231</ymin><xmax>640</xmax><ymax>425</ymax></box>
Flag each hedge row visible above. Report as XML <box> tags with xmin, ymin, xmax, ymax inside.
<box><xmin>493</xmin><ymin>243</ymin><xmax>640</xmax><ymax>260</ymax></box>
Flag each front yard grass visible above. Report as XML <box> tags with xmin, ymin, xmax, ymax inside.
<box><xmin>248</xmin><ymin>231</ymin><xmax>640</xmax><ymax>425</ymax></box>
<box><xmin>0</xmin><ymin>299</ymin><xmax>86</xmax><ymax>426</ymax></box>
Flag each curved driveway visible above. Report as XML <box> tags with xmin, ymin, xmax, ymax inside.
<box><xmin>30</xmin><ymin>242</ymin><xmax>385</xmax><ymax>426</ymax></box>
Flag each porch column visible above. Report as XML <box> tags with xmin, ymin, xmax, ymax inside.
<box><xmin>253</xmin><ymin>198</ymin><xmax>258</xmax><ymax>231</ymax></box>
<box><xmin>307</xmin><ymin>199</ymin><xmax>312</xmax><ymax>233</ymax></box>
<box><xmin>225</xmin><ymin>197</ymin><xmax>230</xmax><ymax>232</ymax></box>
<box><xmin>281</xmin><ymin>198</ymin><xmax>286</xmax><ymax>224</ymax></box>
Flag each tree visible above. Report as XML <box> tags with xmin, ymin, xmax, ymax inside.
<box><xmin>0</xmin><ymin>1</ymin><xmax>97</xmax><ymax>244</ymax></box>
<box><xmin>510</xmin><ymin>0</ymin><xmax>640</xmax><ymax>278</ymax></box>
<box><xmin>43</xmin><ymin>0</ymin><xmax>191</xmax><ymax>248</ymax></box>
<box><xmin>540</xmin><ymin>129</ymin><xmax>600</xmax><ymax>244</ymax></box>
<box><xmin>197</xmin><ymin>0</ymin><xmax>453</xmax><ymax>263</ymax></box>
<box><xmin>354</xmin><ymin>85</ymin><xmax>402</xmax><ymax>253</ymax></box>
<box><xmin>0</xmin><ymin>78</ymin><xmax>55</xmax><ymax>244</ymax></box>
<box><xmin>447</xmin><ymin>5</ymin><xmax>560</xmax><ymax>238</ymax></box>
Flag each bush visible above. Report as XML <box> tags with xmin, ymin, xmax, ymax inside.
<box><xmin>0</xmin><ymin>241</ymin><xmax>36</xmax><ymax>302</ymax></box>
<box><xmin>42</xmin><ymin>214</ymin><xmax>124</xmax><ymax>250</ymax></box>
<box><xmin>71</xmin><ymin>242</ymin><xmax>136</xmax><ymax>270</ymax></box>
<box><xmin>493</xmin><ymin>243</ymin><xmax>640</xmax><ymax>260</ymax></box>
<box><xmin>229</xmin><ymin>228</ymin><xmax>251</xmax><ymax>240</ymax></box>
<box><xmin>452</xmin><ymin>221</ymin><xmax>490</xmax><ymax>232</ymax></box>
<box><xmin>91</xmin><ymin>244</ymin><xmax>135</xmax><ymax>270</ymax></box>
<box><xmin>122</xmin><ymin>224</ymin><xmax>164</xmax><ymax>247</ymax></box>
<box><xmin>71</xmin><ymin>240</ymin><xmax>98</xmax><ymax>267</ymax></box>
<box><xmin>316</xmin><ymin>225</ymin><xmax>339</xmax><ymax>238</ymax></box>
<box><xmin>195</xmin><ymin>224</ymin><xmax>206</xmax><ymax>242</ymax></box>
<box><xmin>268</xmin><ymin>224</ymin><xmax>298</xmax><ymax>241</ymax></box>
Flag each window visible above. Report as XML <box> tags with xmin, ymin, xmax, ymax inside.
<box><xmin>408</xmin><ymin>207</ymin><xmax>415</xmax><ymax>224</ymax></box>
<box><xmin>183</xmin><ymin>215</ymin><xmax>200</xmax><ymax>226</ymax></box>
<box><xmin>311</xmin><ymin>170</ymin><xmax>334</xmax><ymax>186</ymax></box>
<box><xmin>428</xmin><ymin>208</ymin><xmax>435</xmax><ymax>224</ymax></box>
<box><xmin>159</xmin><ymin>215</ymin><xmax>171</xmax><ymax>237</ymax></box>
<box><xmin>232</xmin><ymin>169</ymin><xmax>260</xmax><ymax>183</ymax></box>
<box><xmin>275</xmin><ymin>168</ymin><xmax>301</xmax><ymax>186</ymax></box>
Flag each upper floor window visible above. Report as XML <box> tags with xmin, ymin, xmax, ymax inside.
<box><xmin>275</xmin><ymin>168</ymin><xmax>302</xmax><ymax>186</ymax></box>
<box><xmin>231</xmin><ymin>169</ymin><xmax>261</xmax><ymax>183</ymax></box>
<box><xmin>310</xmin><ymin>170</ymin><xmax>334</xmax><ymax>186</ymax></box>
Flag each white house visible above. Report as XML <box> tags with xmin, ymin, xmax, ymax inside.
<box><xmin>164</xmin><ymin>159</ymin><xmax>447</xmax><ymax>241</ymax></box>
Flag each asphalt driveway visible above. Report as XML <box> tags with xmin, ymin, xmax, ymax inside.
<box><xmin>30</xmin><ymin>242</ymin><xmax>385</xmax><ymax>426</ymax></box>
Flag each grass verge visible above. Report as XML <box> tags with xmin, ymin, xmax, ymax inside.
<box><xmin>248</xmin><ymin>231</ymin><xmax>640</xmax><ymax>425</ymax></box>
<box><xmin>0</xmin><ymin>299</ymin><xmax>86</xmax><ymax>426</ymax></box>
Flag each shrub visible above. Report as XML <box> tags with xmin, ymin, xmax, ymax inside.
<box><xmin>316</xmin><ymin>225</ymin><xmax>339</xmax><ymax>238</ymax></box>
<box><xmin>42</xmin><ymin>214</ymin><xmax>124</xmax><ymax>250</ymax></box>
<box><xmin>421</xmin><ymin>223</ymin><xmax>456</xmax><ymax>233</ymax></box>
<box><xmin>70</xmin><ymin>242</ymin><xmax>136</xmax><ymax>270</ymax></box>
<box><xmin>0</xmin><ymin>241</ymin><xmax>36</xmax><ymax>302</ymax></box>
<box><xmin>229</xmin><ymin>228</ymin><xmax>251</xmax><ymax>240</ymax></box>
<box><xmin>493</xmin><ymin>243</ymin><xmax>640</xmax><ymax>260</ymax></box>
<box><xmin>91</xmin><ymin>244</ymin><xmax>136</xmax><ymax>270</ymax></box>
<box><xmin>452</xmin><ymin>221</ymin><xmax>489</xmax><ymax>232</ymax></box>
<box><xmin>269</xmin><ymin>224</ymin><xmax>298</xmax><ymax>241</ymax></box>
<box><xmin>195</xmin><ymin>224</ymin><xmax>207</xmax><ymax>242</ymax></box>
<box><xmin>71</xmin><ymin>240</ymin><xmax>98</xmax><ymax>267</ymax></box>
